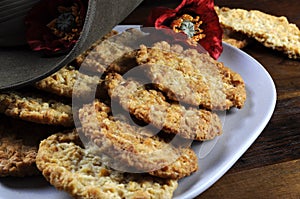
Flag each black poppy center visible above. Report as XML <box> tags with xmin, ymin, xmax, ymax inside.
<box><xmin>56</xmin><ymin>12</ymin><xmax>76</xmax><ymax>32</ymax></box>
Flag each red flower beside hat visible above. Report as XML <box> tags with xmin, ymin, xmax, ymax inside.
<box><xmin>25</xmin><ymin>0</ymin><xmax>88</xmax><ymax>56</ymax></box>
<box><xmin>147</xmin><ymin>0</ymin><xmax>223</xmax><ymax>59</ymax></box>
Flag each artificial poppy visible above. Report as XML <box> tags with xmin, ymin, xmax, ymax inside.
<box><xmin>25</xmin><ymin>0</ymin><xmax>88</xmax><ymax>56</ymax></box>
<box><xmin>147</xmin><ymin>0</ymin><xmax>223</xmax><ymax>59</ymax></box>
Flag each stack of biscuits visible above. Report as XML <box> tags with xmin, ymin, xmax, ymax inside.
<box><xmin>1</xmin><ymin>6</ymin><xmax>298</xmax><ymax>198</ymax></box>
<box><xmin>4</xmin><ymin>11</ymin><xmax>269</xmax><ymax>198</ymax></box>
<box><xmin>0</xmin><ymin>28</ymin><xmax>246</xmax><ymax>199</ymax></box>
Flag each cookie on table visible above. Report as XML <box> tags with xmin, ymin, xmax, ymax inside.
<box><xmin>221</xmin><ymin>28</ymin><xmax>250</xmax><ymax>49</ymax></box>
<box><xmin>0</xmin><ymin>115</ymin><xmax>62</xmax><ymax>177</ymax></box>
<box><xmin>36</xmin><ymin>131</ymin><xmax>178</xmax><ymax>199</ymax></box>
<box><xmin>215</xmin><ymin>6</ymin><xmax>250</xmax><ymax>49</ymax></box>
<box><xmin>0</xmin><ymin>92</ymin><xmax>73</xmax><ymax>127</ymax></box>
<box><xmin>105</xmin><ymin>73</ymin><xmax>222</xmax><ymax>141</ymax></box>
<box><xmin>79</xmin><ymin>100</ymin><xmax>198</xmax><ymax>179</ymax></box>
<box><xmin>215</xmin><ymin>6</ymin><xmax>300</xmax><ymax>59</ymax></box>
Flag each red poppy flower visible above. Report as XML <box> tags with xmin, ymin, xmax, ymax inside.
<box><xmin>25</xmin><ymin>0</ymin><xmax>88</xmax><ymax>56</ymax></box>
<box><xmin>147</xmin><ymin>0</ymin><xmax>223</xmax><ymax>59</ymax></box>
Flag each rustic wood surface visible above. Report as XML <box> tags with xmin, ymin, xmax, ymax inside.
<box><xmin>122</xmin><ymin>0</ymin><xmax>300</xmax><ymax>198</ymax></box>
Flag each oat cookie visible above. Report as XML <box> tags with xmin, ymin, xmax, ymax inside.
<box><xmin>221</xmin><ymin>28</ymin><xmax>249</xmax><ymax>49</ymax></box>
<box><xmin>79</xmin><ymin>29</ymin><xmax>147</xmax><ymax>74</ymax></box>
<box><xmin>79</xmin><ymin>100</ymin><xmax>198</xmax><ymax>178</ymax></box>
<box><xmin>149</xmin><ymin>147</ymin><xmax>198</xmax><ymax>180</ymax></box>
<box><xmin>35</xmin><ymin>65</ymin><xmax>102</xmax><ymax>99</ymax></box>
<box><xmin>105</xmin><ymin>73</ymin><xmax>222</xmax><ymax>141</ymax></box>
<box><xmin>0</xmin><ymin>115</ymin><xmax>61</xmax><ymax>177</ymax></box>
<box><xmin>181</xmin><ymin>46</ymin><xmax>247</xmax><ymax>110</ymax></box>
<box><xmin>73</xmin><ymin>30</ymin><xmax>119</xmax><ymax>66</ymax></box>
<box><xmin>36</xmin><ymin>131</ymin><xmax>178</xmax><ymax>199</ymax></box>
<box><xmin>80</xmin><ymin>39</ymin><xmax>133</xmax><ymax>74</ymax></box>
<box><xmin>107</xmin><ymin>50</ymin><xmax>138</xmax><ymax>75</ymax></box>
<box><xmin>215</xmin><ymin>6</ymin><xmax>249</xmax><ymax>49</ymax></box>
<box><xmin>0</xmin><ymin>92</ymin><xmax>73</xmax><ymax>126</ymax></box>
<box><xmin>136</xmin><ymin>43</ymin><xmax>246</xmax><ymax>110</ymax></box>
<box><xmin>215</xmin><ymin>6</ymin><xmax>300</xmax><ymax>59</ymax></box>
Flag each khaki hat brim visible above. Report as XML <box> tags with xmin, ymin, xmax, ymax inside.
<box><xmin>0</xmin><ymin>0</ymin><xmax>143</xmax><ymax>90</ymax></box>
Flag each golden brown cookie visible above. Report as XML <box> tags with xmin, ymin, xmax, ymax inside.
<box><xmin>79</xmin><ymin>100</ymin><xmax>198</xmax><ymax>178</ymax></box>
<box><xmin>36</xmin><ymin>131</ymin><xmax>178</xmax><ymax>199</ymax></box>
<box><xmin>149</xmin><ymin>147</ymin><xmax>198</xmax><ymax>180</ymax></box>
<box><xmin>221</xmin><ymin>28</ymin><xmax>249</xmax><ymax>49</ymax></box>
<box><xmin>136</xmin><ymin>43</ymin><xmax>246</xmax><ymax>110</ymax></box>
<box><xmin>0</xmin><ymin>115</ymin><xmax>62</xmax><ymax>177</ymax></box>
<box><xmin>79</xmin><ymin>29</ymin><xmax>147</xmax><ymax>74</ymax></box>
<box><xmin>215</xmin><ymin>6</ymin><xmax>250</xmax><ymax>49</ymax></box>
<box><xmin>105</xmin><ymin>73</ymin><xmax>222</xmax><ymax>141</ymax></box>
<box><xmin>0</xmin><ymin>92</ymin><xmax>73</xmax><ymax>126</ymax></box>
<box><xmin>107</xmin><ymin>50</ymin><xmax>138</xmax><ymax>75</ymax></box>
<box><xmin>80</xmin><ymin>39</ymin><xmax>133</xmax><ymax>74</ymax></box>
<box><xmin>35</xmin><ymin>65</ymin><xmax>102</xmax><ymax>99</ymax></box>
<box><xmin>215</xmin><ymin>6</ymin><xmax>300</xmax><ymax>59</ymax></box>
<box><xmin>73</xmin><ymin>30</ymin><xmax>119</xmax><ymax>66</ymax></box>
<box><xmin>181</xmin><ymin>46</ymin><xmax>247</xmax><ymax>110</ymax></box>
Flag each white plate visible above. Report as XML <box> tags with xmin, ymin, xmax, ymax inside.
<box><xmin>174</xmin><ymin>42</ymin><xmax>276</xmax><ymax>198</ymax></box>
<box><xmin>0</xmin><ymin>41</ymin><xmax>276</xmax><ymax>199</ymax></box>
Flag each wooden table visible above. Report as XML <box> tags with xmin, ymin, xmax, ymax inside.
<box><xmin>122</xmin><ymin>0</ymin><xmax>300</xmax><ymax>198</ymax></box>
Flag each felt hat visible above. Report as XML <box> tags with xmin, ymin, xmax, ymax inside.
<box><xmin>0</xmin><ymin>0</ymin><xmax>143</xmax><ymax>90</ymax></box>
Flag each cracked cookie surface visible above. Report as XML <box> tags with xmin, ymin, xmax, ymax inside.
<box><xmin>0</xmin><ymin>92</ymin><xmax>73</xmax><ymax>126</ymax></box>
<box><xmin>0</xmin><ymin>115</ymin><xmax>61</xmax><ymax>177</ymax></box>
<box><xmin>105</xmin><ymin>73</ymin><xmax>222</xmax><ymax>141</ymax></box>
<box><xmin>136</xmin><ymin>43</ymin><xmax>246</xmax><ymax>110</ymax></box>
<box><xmin>215</xmin><ymin>6</ymin><xmax>300</xmax><ymax>59</ymax></box>
<box><xmin>79</xmin><ymin>100</ymin><xmax>198</xmax><ymax>179</ymax></box>
<box><xmin>36</xmin><ymin>131</ymin><xmax>178</xmax><ymax>199</ymax></box>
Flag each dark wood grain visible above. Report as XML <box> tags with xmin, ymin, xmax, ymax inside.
<box><xmin>228</xmin><ymin>42</ymin><xmax>300</xmax><ymax>173</ymax></box>
<box><xmin>198</xmin><ymin>160</ymin><xmax>300</xmax><ymax>199</ymax></box>
<box><xmin>122</xmin><ymin>0</ymin><xmax>300</xmax><ymax>198</ymax></box>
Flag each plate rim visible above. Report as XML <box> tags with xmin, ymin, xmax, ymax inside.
<box><xmin>0</xmin><ymin>32</ymin><xmax>277</xmax><ymax>199</ymax></box>
<box><xmin>174</xmin><ymin>42</ymin><xmax>277</xmax><ymax>198</ymax></box>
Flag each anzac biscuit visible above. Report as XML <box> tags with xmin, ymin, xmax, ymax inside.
<box><xmin>80</xmin><ymin>39</ymin><xmax>133</xmax><ymax>74</ymax></box>
<box><xmin>79</xmin><ymin>29</ymin><xmax>147</xmax><ymax>74</ymax></box>
<box><xmin>215</xmin><ymin>6</ymin><xmax>300</xmax><ymax>59</ymax></box>
<box><xmin>107</xmin><ymin>50</ymin><xmax>138</xmax><ymax>75</ymax></box>
<box><xmin>149</xmin><ymin>147</ymin><xmax>198</xmax><ymax>180</ymax></box>
<box><xmin>79</xmin><ymin>100</ymin><xmax>198</xmax><ymax>178</ymax></box>
<box><xmin>0</xmin><ymin>92</ymin><xmax>73</xmax><ymax>126</ymax></box>
<box><xmin>73</xmin><ymin>30</ymin><xmax>119</xmax><ymax>66</ymax></box>
<box><xmin>181</xmin><ymin>46</ymin><xmax>247</xmax><ymax>110</ymax></box>
<box><xmin>105</xmin><ymin>73</ymin><xmax>222</xmax><ymax>141</ymax></box>
<box><xmin>222</xmin><ymin>28</ymin><xmax>249</xmax><ymax>49</ymax></box>
<box><xmin>35</xmin><ymin>65</ymin><xmax>102</xmax><ymax>99</ymax></box>
<box><xmin>36</xmin><ymin>131</ymin><xmax>178</xmax><ymax>199</ymax></box>
<box><xmin>110</xmin><ymin>28</ymin><xmax>148</xmax><ymax>48</ymax></box>
<box><xmin>215</xmin><ymin>6</ymin><xmax>249</xmax><ymax>49</ymax></box>
<box><xmin>0</xmin><ymin>115</ymin><xmax>61</xmax><ymax>177</ymax></box>
<box><xmin>136</xmin><ymin>43</ymin><xmax>246</xmax><ymax>110</ymax></box>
